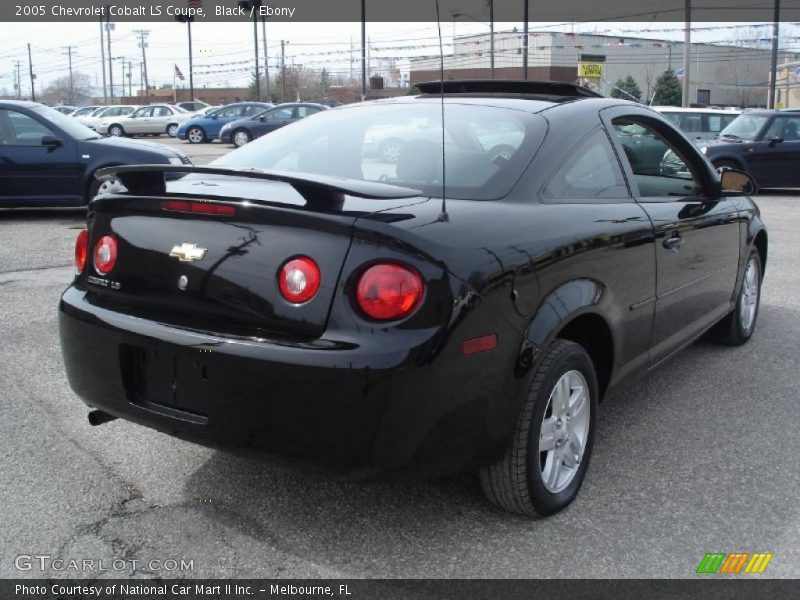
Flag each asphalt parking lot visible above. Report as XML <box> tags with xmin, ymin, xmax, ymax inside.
<box><xmin>0</xmin><ymin>180</ymin><xmax>798</xmax><ymax>577</ymax></box>
<box><xmin>157</xmin><ymin>136</ymin><xmax>232</xmax><ymax>165</ymax></box>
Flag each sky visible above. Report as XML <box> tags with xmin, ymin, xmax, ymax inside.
<box><xmin>1</xmin><ymin>19</ymin><xmax>795</xmax><ymax>97</ymax></box>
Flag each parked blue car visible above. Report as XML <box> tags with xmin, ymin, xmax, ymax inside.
<box><xmin>176</xmin><ymin>102</ymin><xmax>273</xmax><ymax>143</ymax></box>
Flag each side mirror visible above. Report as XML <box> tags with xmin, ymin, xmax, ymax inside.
<box><xmin>719</xmin><ymin>167</ymin><xmax>757</xmax><ymax>195</ymax></box>
<box><xmin>259</xmin><ymin>115</ymin><xmax>266</xmax><ymax>122</ymax></box>
<box><xmin>768</xmin><ymin>136</ymin><xmax>783</xmax><ymax>147</ymax></box>
<box><xmin>211</xmin><ymin>114</ymin><xmax>219</xmax><ymax>120</ymax></box>
<box><xmin>41</xmin><ymin>134</ymin><xmax>62</xmax><ymax>150</ymax></box>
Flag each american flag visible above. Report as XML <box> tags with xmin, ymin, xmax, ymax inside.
<box><xmin>174</xmin><ymin>65</ymin><xmax>185</xmax><ymax>81</ymax></box>
<box><xmin>187</xmin><ymin>0</ymin><xmax>202</xmax><ymax>7</ymax></box>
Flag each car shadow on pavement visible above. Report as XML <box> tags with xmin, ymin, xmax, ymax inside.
<box><xmin>0</xmin><ymin>207</ymin><xmax>85</xmax><ymax>221</ymax></box>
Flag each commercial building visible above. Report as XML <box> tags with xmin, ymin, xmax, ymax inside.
<box><xmin>410</xmin><ymin>31</ymin><xmax>800</xmax><ymax>107</ymax></box>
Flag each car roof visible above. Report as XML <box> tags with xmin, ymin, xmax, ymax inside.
<box><xmin>0</xmin><ymin>100</ymin><xmax>43</xmax><ymax>109</ymax></box>
<box><xmin>652</xmin><ymin>106</ymin><xmax>742</xmax><ymax>114</ymax></box>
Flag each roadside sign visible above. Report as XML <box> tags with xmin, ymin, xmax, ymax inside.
<box><xmin>578</xmin><ymin>63</ymin><xmax>605</xmax><ymax>78</ymax></box>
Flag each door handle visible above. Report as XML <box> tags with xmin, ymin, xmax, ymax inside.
<box><xmin>663</xmin><ymin>233</ymin><xmax>683</xmax><ymax>252</ymax></box>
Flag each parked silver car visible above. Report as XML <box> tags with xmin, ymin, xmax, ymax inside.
<box><xmin>106</xmin><ymin>104</ymin><xmax>191</xmax><ymax>138</ymax></box>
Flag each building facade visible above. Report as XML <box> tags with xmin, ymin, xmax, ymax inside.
<box><xmin>411</xmin><ymin>31</ymin><xmax>800</xmax><ymax>107</ymax></box>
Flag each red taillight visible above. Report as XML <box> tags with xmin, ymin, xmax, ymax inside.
<box><xmin>356</xmin><ymin>263</ymin><xmax>424</xmax><ymax>321</ymax></box>
<box><xmin>162</xmin><ymin>199</ymin><xmax>236</xmax><ymax>216</ymax></box>
<box><xmin>74</xmin><ymin>229</ymin><xmax>89</xmax><ymax>273</ymax></box>
<box><xmin>93</xmin><ymin>234</ymin><xmax>118</xmax><ymax>275</ymax></box>
<box><xmin>278</xmin><ymin>257</ymin><xmax>321</xmax><ymax>304</ymax></box>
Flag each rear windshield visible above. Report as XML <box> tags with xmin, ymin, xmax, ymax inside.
<box><xmin>213</xmin><ymin>102</ymin><xmax>546</xmax><ymax>200</ymax></box>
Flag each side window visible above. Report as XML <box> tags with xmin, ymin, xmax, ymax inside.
<box><xmin>0</xmin><ymin>109</ymin><xmax>52</xmax><ymax>145</ymax></box>
<box><xmin>153</xmin><ymin>106</ymin><xmax>171</xmax><ymax>117</ymax></box>
<box><xmin>611</xmin><ymin>118</ymin><xmax>703</xmax><ymax>198</ymax></box>
<box><xmin>678</xmin><ymin>113</ymin><xmax>702</xmax><ymax>133</ymax></box>
<box><xmin>706</xmin><ymin>115</ymin><xmax>725</xmax><ymax>134</ymax></box>
<box><xmin>296</xmin><ymin>106</ymin><xmax>320</xmax><ymax>118</ymax></box>
<box><xmin>132</xmin><ymin>107</ymin><xmax>152</xmax><ymax>118</ymax></box>
<box><xmin>542</xmin><ymin>129</ymin><xmax>629</xmax><ymax>201</ymax></box>
<box><xmin>764</xmin><ymin>117</ymin><xmax>800</xmax><ymax>141</ymax></box>
<box><xmin>241</xmin><ymin>105</ymin><xmax>263</xmax><ymax>116</ymax></box>
<box><xmin>217</xmin><ymin>106</ymin><xmax>243</xmax><ymax>118</ymax></box>
<box><xmin>266</xmin><ymin>107</ymin><xmax>294</xmax><ymax>120</ymax></box>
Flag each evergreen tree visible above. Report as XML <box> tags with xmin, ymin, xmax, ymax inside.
<box><xmin>610</xmin><ymin>75</ymin><xmax>642</xmax><ymax>102</ymax></box>
<box><xmin>652</xmin><ymin>69</ymin><xmax>682</xmax><ymax>106</ymax></box>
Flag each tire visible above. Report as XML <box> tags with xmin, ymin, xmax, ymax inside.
<box><xmin>187</xmin><ymin>126</ymin><xmax>207</xmax><ymax>144</ymax></box>
<box><xmin>712</xmin><ymin>159</ymin><xmax>740</xmax><ymax>171</ymax></box>
<box><xmin>86</xmin><ymin>175</ymin><xmax>121</xmax><ymax>203</ymax></box>
<box><xmin>379</xmin><ymin>138</ymin><xmax>403</xmax><ymax>163</ymax></box>
<box><xmin>488</xmin><ymin>144</ymin><xmax>516</xmax><ymax>162</ymax></box>
<box><xmin>232</xmin><ymin>128</ymin><xmax>252</xmax><ymax>148</ymax></box>
<box><xmin>166</xmin><ymin>124</ymin><xmax>179</xmax><ymax>138</ymax></box>
<box><xmin>108</xmin><ymin>124</ymin><xmax>125</xmax><ymax>137</ymax></box>
<box><xmin>480</xmin><ymin>339</ymin><xmax>598</xmax><ymax>517</ymax></box>
<box><xmin>713</xmin><ymin>248</ymin><xmax>762</xmax><ymax>345</ymax></box>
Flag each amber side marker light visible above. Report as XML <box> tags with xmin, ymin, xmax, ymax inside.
<box><xmin>461</xmin><ymin>334</ymin><xmax>498</xmax><ymax>356</ymax></box>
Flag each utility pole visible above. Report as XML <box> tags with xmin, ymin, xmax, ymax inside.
<box><xmin>14</xmin><ymin>60</ymin><xmax>22</xmax><ymax>99</ymax></box>
<box><xmin>681</xmin><ymin>0</ymin><xmax>691</xmax><ymax>107</ymax></box>
<box><xmin>238</xmin><ymin>1</ymin><xmax>261</xmax><ymax>101</ymax></box>
<box><xmin>768</xmin><ymin>0</ymin><xmax>781</xmax><ymax>109</ymax></box>
<box><xmin>262</xmin><ymin>17</ymin><xmax>270</xmax><ymax>101</ymax></box>
<box><xmin>106</xmin><ymin>7</ymin><xmax>114</xmax><ymax>100</ymax></box>
<box><xmin>99</xmin><ymin>14</ymin><xmax>107</xmax><ymax>102</ymax></box>
<box><xmin>489</xmin><ymin>0</ymin><xmax>495</xmax><ymax>79</ymax></box>
<box><xmin>63</xmin><ymin>46</ymin><xmax>76</xmax><ymax>104</ymax></box>
<box><xmin>175</xmin><ymin>13</ymin><xmax>195</xmax><ymax>101</ymax></box>
<box><xmin>360</xmin><ymin>0</ymin><xmax>366</xmax><ymax>101</ymax></box>
<box><xmin>134</xmin><ymin>29</ymin><xmax>150</xmax><ymax>93</ymax></box>
<box><xmin>281</xmin><ymin>39</ymin><xmax>287</xmax><ymax>102</ymax></box>
<box><xmin>139</xmin><ymin>62</ymin><xmax>144</xmax><ymax>96</ymax></box>
<box><xmin>523</xmin><ymin>0</ymin><xmax>529</xmax><ymax>80</ymax></box>
<box><xmin>27</xmin><ymin>43</ymin><xmax>35</xmax><ymax>102</ymax></box>
<box><xmin>127</xmin><ymin>60</ymin><xmax>133</xmax><ymax>97</ymax></box>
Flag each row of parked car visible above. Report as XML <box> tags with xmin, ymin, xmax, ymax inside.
<box><xmin>56</xmin><ymin>100</ymin><xmax>331</xmax><ymax>147</ymax></box>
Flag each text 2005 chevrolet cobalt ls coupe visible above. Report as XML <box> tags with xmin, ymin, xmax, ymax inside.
<box><xmin>59</xmin><ymin>81</ymin><xmax>766</xmax><ymax>516</ymax></box>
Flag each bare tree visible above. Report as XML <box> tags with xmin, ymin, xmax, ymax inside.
<box><xmin>41</xmin><ymin>72</ymin><xmax>93</xmax><ymax>106</ymax></box>
<box><xmin>642</xmin><ymin>63</ymin><xmax>656</xmax><ymax>104</ymax></box>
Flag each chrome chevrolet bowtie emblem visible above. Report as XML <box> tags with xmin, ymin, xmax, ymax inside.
<box><xmin>169</xmin><ymin>243</ymin><xmax>207</xmax><ymax>262</ymax></box>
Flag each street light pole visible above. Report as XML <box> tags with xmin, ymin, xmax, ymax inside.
<box><xmin>106</xmin><ymin>8</ymin><xmax>114</xmax><ymax>100</ymax></box>
<box><xmin>134</xmin><ymin>30</ymin><xmax>150</xmax><ymax>93</ymax></box>
<box><xmin>27</xmin><ymin>43</ymin><xmax>35</xmax><ymax>102</ymax></box>
<box><xmin>99</xmin><ymin>15</ymin><xmax>107</xmax><ymax>103</ymax></box>
<box><xmin>281</xmin><ymin>39</ymin><xmax>287</xmax><ymax>102</ymax></box>
<box><xmin>522</xmin><ymin>0</ymin><xmax>529</xmax><ymax>80</ymax></box>
<box><xmin>262</xmin><ymin>17</ymin><xmax>270</xmax><ymax>101</ymax></box>
<box><xmin>768</xmin><ymin>0</ymin><xmax>781</xmax><ymax>109</ymax></box>
<box><xmin>63</xmin><ymin>46</ymin><xmax>76</xmax><ymax>104</ymax></box>
<box><xmin>489</xmin><ymin>0</ymin><xmax>494</xmax><ymax>79</ymax></box>
<box><xmin>681</xmin><ymin>0</ymin><xmax>691</xmax><ymax>107</ymax></box>
<box><xmin>361</xmin><ymin>0</ymin><xmax>366</xmax><ymax>101</ymax></box>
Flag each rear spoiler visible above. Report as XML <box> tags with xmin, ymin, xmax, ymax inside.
<box><xmin>95</xmin><ymin>164</ymin><xmax>421</xmax><ymax>209</ymax></box>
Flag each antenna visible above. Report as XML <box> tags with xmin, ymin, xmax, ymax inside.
<box><xmin>434</xmin><ymin>0</ymin><xmax>448</xmax><ymax>221</ymax></box>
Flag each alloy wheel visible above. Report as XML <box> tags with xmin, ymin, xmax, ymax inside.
<box><xmin>739</xmin><ymin>257</ymin><xmax>759</xmax><ymax>332</ymax></box>
<box><xmin>234</xmin><ymin>131</ymin><xmax>251</xmax><ymax>147</ymax></box>
<box><xmin>539</xmin><ymin>370</ymin><xmax>591</xmax><ymax>494</ymax></box>
<box><xmin>188</xmin><ymin>128</ymin><xmax>204</xmax><ymax>143</ymax></box>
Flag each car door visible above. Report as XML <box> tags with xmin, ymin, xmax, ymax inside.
<box><xmin>604</xmin><ymin>108</ymin><xmax>741</xmax><ymax>366</ymax></box>
<box><xmin>0</xmin><ymin>107</ymin><xmax>81</xmax><ymax>205</ymax></box>
<box><xmin>747</xmin><ymin>115</ymin><xmax>800</xmax><ymax>187</ymax></box>
<box><xmin>147</xmin><ymin>105</ymin><xmax>172</xmax><ymax>134</ymax></box>
<box><xmin>126</xmin><ymin>106</ymin><xmax>152</xmax><ymax>134</ymax></box>
<box><xmin>208</xmin><ymin>105</ymin><xmax>245</xmax><ymax>137</ymax></box>
<box><xmin>256</xmin><ymin>106</ymin><xmax>295</xmax><ymax>137</ymax></box>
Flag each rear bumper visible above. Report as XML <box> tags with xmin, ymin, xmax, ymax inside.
<box><xmin>59</xmin><ymin>287</ymin><xmax>520</xmax><ymax>476</ymax></box>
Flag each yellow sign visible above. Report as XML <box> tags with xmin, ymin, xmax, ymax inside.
<box><xmin>578</xmin><ymin>63</ymin><xmax>605</xmax><ymax>78</ymax></box>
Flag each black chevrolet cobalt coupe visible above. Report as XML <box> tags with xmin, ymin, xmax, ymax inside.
<box><xmin>59</xmin><ymin>81</ymin><xmax>767</xmax><ymax>516</ymax></box>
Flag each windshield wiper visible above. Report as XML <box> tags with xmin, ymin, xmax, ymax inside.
<box><xmin>719</xmin><ymin>133</ymin><xmax>743</xmax><ymax>142</ymax></box>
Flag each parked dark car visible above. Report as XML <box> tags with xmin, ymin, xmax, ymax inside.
<box><xmin>174</xmin><ymin>101</ymin><xmax>210</xmax><ymax>113</ymax></box>
<box><xmin>698</xmin><ymin>109</ymin><xmax>800</xmax><ymax>188</ymax></box>
<box><xmin>176</xmin><ymin>102</ymin><xmax>274</xmax><ymax>143</ymax></box>
<box><xmin>59</xmin><ymin>81</ymin><xmax>766</xmax><ymax>516</ymax></box>
<box><xmin>0</xmin><ymin>100</ymin><xmax>191</xmax><ymax>207</ymax></box>
<box><xmin>219</xmin><ymin>102</ymin><xmax>330</xmax><ymax>147</ymax></box>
